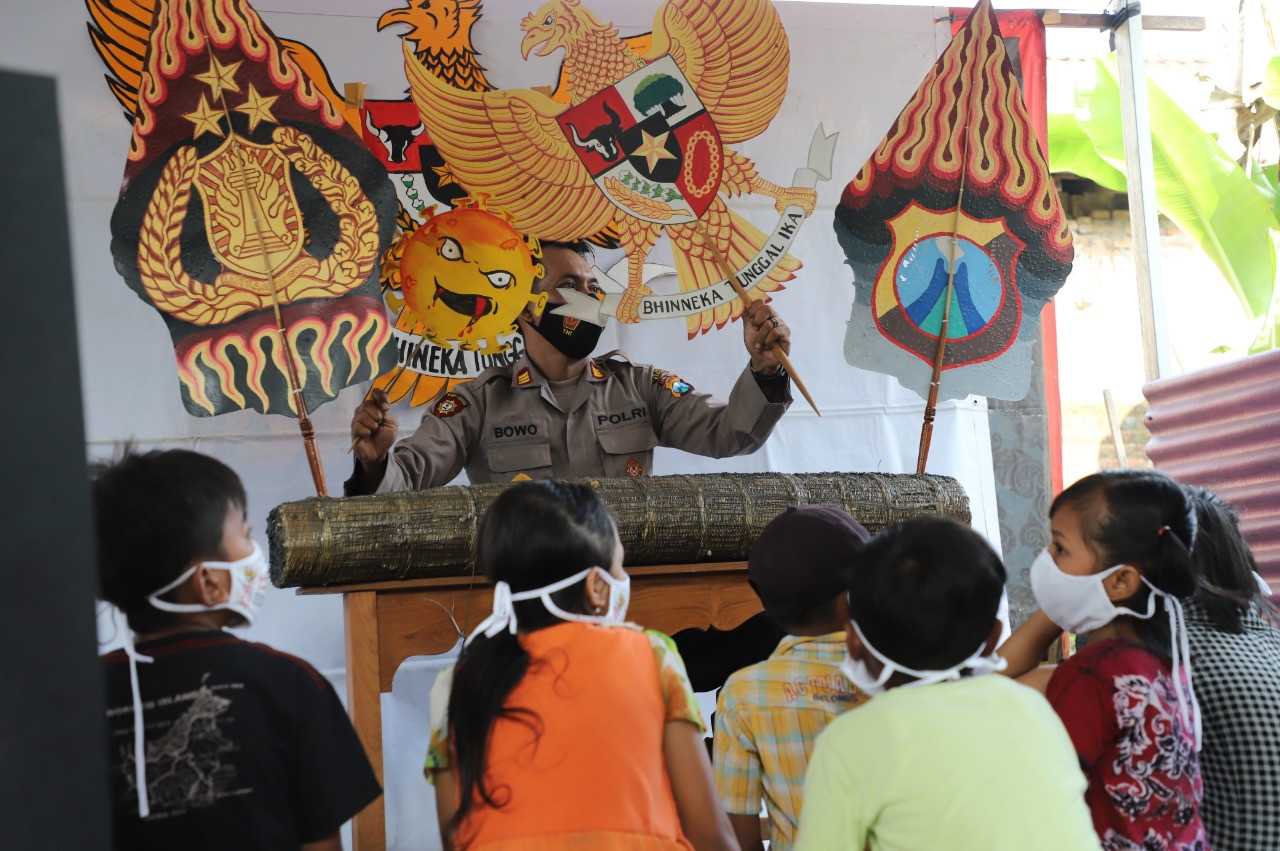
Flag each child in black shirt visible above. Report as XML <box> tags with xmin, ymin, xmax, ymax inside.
<box><xmin>95</xmin><ymin>448</ymin><xmax>381</xmax><ymax>850</ymax></box>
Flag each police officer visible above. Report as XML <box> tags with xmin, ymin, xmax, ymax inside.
<box><xmin>346</xmin><ymin>241</ymin><xmax>793</xmax><ymax>495</ymax></box>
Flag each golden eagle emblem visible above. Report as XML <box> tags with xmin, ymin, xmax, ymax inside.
<box><xmin>404</xmin><ymin>0</ymin><xmax>819</xmax><ymax>335</ymax></box>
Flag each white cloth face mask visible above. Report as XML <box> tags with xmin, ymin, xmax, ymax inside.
<box><xmin>1028</xmin><ymin>547</ymin><xmax>1156</xmax><ymax>635</ymax></box>
<box><xmin>838</xmin><ymin>617</ymin><xmax>1007</xmax><ymax>697</ymax></box>
<box><xmin>147</xmin><ymin>540</ymin><xmax>269</xmax><ymax>627</ymax></box>
<box><xmin>466</xmin><ymin>566</ymin><xmax>630</xmax><ymax>645</ymax></box>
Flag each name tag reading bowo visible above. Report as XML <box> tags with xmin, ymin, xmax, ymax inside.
<box><xmin>652</xmin><ymin>369</ymin><xmax>692</xmax><ymax>398</ymax></box>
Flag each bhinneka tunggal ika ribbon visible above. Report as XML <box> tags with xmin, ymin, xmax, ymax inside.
<box><xmin>834</xmin><ymin>0</ymin><xmax>1073</xmax><ymax>470</ymax></box>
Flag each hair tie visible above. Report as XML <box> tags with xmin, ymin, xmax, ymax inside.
<box><xmin>1158</xmin><ymin>525</ymin><xmax>1170</xmax><ymax>537</ymax></box>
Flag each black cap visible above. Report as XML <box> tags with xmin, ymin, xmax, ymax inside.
<box><xmin>748</xmin><ymin>506</ymin><xmax>871</xmax><ymax>620</ymax></box>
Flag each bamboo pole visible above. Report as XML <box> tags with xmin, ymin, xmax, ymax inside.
<box><xmin>200</xmin><ymin>32</ymin><xmax>327</xmax><ymax>495</ymax></box>
<box><xmin>694</xmin><ymin>224</ymin><xmax>820</xmax><ymax>416</ymax></box>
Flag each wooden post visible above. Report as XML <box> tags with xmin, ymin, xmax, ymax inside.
<box><xmin>1113</xmin><ymin>1</ymin><xmax>1174</xmax><ymax>380</ymax></box>
<box><xmin>345</xmin><ymin>591</ymin><xmax>385</xmax><ymax>850</ymax></box>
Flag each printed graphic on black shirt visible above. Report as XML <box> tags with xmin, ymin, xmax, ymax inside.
<box><xmin>110</xmin><ymin>675</ymin><xmax>252</xmax><ymax>816</ymax></box>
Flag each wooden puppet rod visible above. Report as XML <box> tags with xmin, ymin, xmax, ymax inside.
<box><xmin>201</xmin><ymin>40</ymin><xmax>328</xmax><ymax>496</ymax></box>
<box><xmin>942</xmin><ymin>12</ymin><xmax>1203</xmax><ymax>31</ymax></box>
<box><xmin>347</xmin><ymin>309</ymin><xmax>429</xmax><ymax>455</ymax></box>
<box><xmin>694</xmin><ymin>224</ymin><xmax>821</xmax><ymax>417</ymax></box>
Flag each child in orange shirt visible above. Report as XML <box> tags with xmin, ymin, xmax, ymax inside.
<box><xmin>424</xmin><ymin>480</ymin><xmax>737</xmax><ymax>850</ymax></box>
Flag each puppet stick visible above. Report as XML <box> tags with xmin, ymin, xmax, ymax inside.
<box><xmin>203</xmin><ymin>42</ymin><xmax>327</xmax><ymax>496</ymax></box>
<box><xmin>346</xmin><ymin>313</ymin><xmax>431</xmax><ymax>455</ymax></box>
<box><xmin>694</xmin><ymin>224</ymin><xmax>820</xmax><ymax>416</ymax></box>
<box><xmin>916</xmin><ymin>70</ymin><xmax>977</xmax><ymax>475</ymax></box>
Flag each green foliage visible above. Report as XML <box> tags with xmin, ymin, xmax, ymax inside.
<box><xmin>1048</xmin><ymin>56</ymin><xmax>1280</xmax><ymax>353</ymax></box>
<box><xmin>1262</xmin><ymin>56</ymin><xmax>1280</xmax><ymax>111</ymax></box>
<box><xmin>1047</xmin><ymin>113</ymin><xmax>1127</xmax><ymax>192</ymax></box>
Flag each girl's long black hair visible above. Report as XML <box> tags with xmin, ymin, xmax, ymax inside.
<box><xmin>1185</xmin><ymin>486</ymin><xmax>1279</xmax><ymax>632</ymax></box>
<box><xmin>1052</xmin><ymin>469</ymin><xmax>1197</xmax><ymax>658</ymax></box>
<box><xmin>444</xmin><ymin>480</ymin><xmax>617</xmax><ymax>845</ymax></box>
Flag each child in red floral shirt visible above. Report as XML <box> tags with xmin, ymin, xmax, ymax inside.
<box><xmin>1000</xmin><ymin>470</ymin><xmax>1207</xmax><ymax>850</ymax></box>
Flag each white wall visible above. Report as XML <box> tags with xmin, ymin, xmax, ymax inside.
<box><xmin>2</xmin><ymin>2</ymin><xmax>988</xmax><ymax>847</ymax></box>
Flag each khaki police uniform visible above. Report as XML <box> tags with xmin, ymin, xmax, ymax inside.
<box><xmin>350</xmin><ymin>349</ymin><xmax>791</xmax><ymax>493</ymax></box>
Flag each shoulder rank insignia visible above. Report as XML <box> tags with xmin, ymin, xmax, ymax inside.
<box><xmin>511</xmin><ymin>473</ymin><xmax>533</xmax><ymax>482</ymax></box>
<box><xmin>590</xmin><ymin>360</ymin><xmax>606</xmax><ymax>380</ymax></box>
<box><xmin>433</xmin><ymin>392</ymin><xmax>468</xmax><ymax>418</ymax></box>
<box><xmin>653</xmin><ymin>369</ymin><xmax>692</xmax><ymax>398</ymax></box>
<box><xmin>515</xmin><ymin>367</ymin><xmax>532</xmax><ymax>386</ymax></box>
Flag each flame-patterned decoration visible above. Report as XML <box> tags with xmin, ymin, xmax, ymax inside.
<box><xmin>836</xmin><ymin>0</ymin><xmax>1072</xmax><ymax>403</ymax></box>
<box><xmin>108</xmin><ymin>0</ymin><xmax>397</xmax><ymax>417</ymax></box>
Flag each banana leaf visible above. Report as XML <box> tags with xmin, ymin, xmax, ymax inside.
<box><xmin>1262</xmin><ymin>55</ymin><xmax>1280</xmax><ymax>111</ymax></box>
<box><xmin>1050</xmin><ymin>57</ymin><xmax>1277</xmax><ymax>322</ymax></box>
<box><xmin>1047</xmin><ymin>113</ymin><xmax>1127</xmax><ymax>192</ymax></box>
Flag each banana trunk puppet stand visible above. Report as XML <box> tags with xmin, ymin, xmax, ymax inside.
<box><xmin>268</xmin><ymin>471</ymin><xmax>971</xmax><ymax>849</ymax></box>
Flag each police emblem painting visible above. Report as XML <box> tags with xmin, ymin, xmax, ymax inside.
<box><xmin>106</xmin><ymin>0</ymin><xmax>398</xmax><ymax>419</ymax></box>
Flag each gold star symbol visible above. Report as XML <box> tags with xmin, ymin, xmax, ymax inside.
<box><xmin>183</xmin><ymin>94</ymin><xmax>225</xmax><ymax>139</ymax></box>
<box><xmin>432</xmin><ymin>164</ymin><xmax>457</xmax><ymax>188</ymax></box>
<box><xmin>194</xmin><ymin>56</ymin><xmax>241</xmax><ymax>100</ymax></box>
<box><xmin>235</xmin><ymin>84</ymin><xmax>279</xmax><ymax>132</ymax></box>
<box><xmin>633</xmin><ymin>129</ymin><xmax>676</xmax><ymax>173</ymax></box>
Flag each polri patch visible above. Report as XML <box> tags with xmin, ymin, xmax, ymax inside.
<box><xmin>433</xmin><ymin>392</ymin><xmax>468</xmax><ymax>418</ymax></box>
<box><xmin>626</xmin><ymin>459</ymin><xmax>644</xmax><ymax>477</ymax></box>
<box><xmin>516</xmin><ymin>367</ymin><xmax>532</xmax><ymax>386</ymax></box>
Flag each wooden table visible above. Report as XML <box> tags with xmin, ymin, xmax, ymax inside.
<box><xmin>301</xmin><ymin>560</ymin><xmax>760</xmax><ymax>850</ymax></box>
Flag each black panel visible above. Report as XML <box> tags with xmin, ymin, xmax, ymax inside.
<box><xmin>0</xmin><ymin>70</ymin><xmax>111</xmax><ymax>849</ymax></box>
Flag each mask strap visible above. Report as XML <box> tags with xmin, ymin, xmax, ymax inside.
<box><xmin>464</xmin><ymin>568</ymin><xmax>609</xmax><ymax>645</ymax></box>
<box><xmin>538</xmin><ymin>570</ymin><xmax>627</xmax><ymax>626</ymax></box>
<box><xmin>850</xmin><ymin>618</ymin><xmax>1007</xmax><ymax>689</ymax></box>
<box><xmin>465</xmin><ymin>581</ymin><xmax>518</xmax><ymax>646</ymax></box>
<box><xmin>121</xmin><ymin>630</ymin><xmax>155</xmax><ymax>818</ymax></box>
<box><xmin>1164</xmin><ymin>592</ymin><xmax>1202</xmax><ymax>750</ymax></box>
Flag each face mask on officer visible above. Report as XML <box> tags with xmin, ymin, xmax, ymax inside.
<box><xmin>529</xmin><ymin>301</ymin><xmax>606</xmax><ymax>359</ymax></box>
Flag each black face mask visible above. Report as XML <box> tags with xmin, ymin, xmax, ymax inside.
<box><xmin>528</xmin><ymin>308</ymin><xmax>606</xmax><ymax>360</ymax></box>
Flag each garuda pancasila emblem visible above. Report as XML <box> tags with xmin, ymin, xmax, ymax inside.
<box><xmin>405</xmin><ymin>0</ymin><xmax>824</xmax><ymax>336</ymax></box>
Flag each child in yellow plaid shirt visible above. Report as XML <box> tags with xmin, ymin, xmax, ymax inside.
<box><xmin>714</xmin><ymin>506</ymin><xmax>871</xmax><ymax>850</ymax></box>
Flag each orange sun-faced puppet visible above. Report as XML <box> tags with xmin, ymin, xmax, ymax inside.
<box><xmin>398</xmin><ymin>201</ymin><xmax>547</xmax><ymax>350</ymax></box>
<box><xmin>371</xmin><ymin>200</ymin><xmax>549</xmax><ymax>404</ymax></box>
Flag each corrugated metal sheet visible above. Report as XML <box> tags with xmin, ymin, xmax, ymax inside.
<box><xmin>1143</xmin><ymin>348</ymin><xmax>1280</xmax><ymax>594</ymax></box>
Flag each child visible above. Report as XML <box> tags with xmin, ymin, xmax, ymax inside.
<box><xmin>95</xmin><ymin>449</ymin><xmax>381</xmax><ymax>850</ymax></box>
<box><xmin>1001</xmin><ymin>469</ymin><xmax>1207</xmax><ymax>849</ymax></box>
<box><xmin>795</xmin><ymin>516</ymin><xmax>1098</xmax><ymax>851</ymax></box>
<box><xmin>424</xmin><ymin>480</ymin><xmax>736</xmax><ymax>850</ymax></box>
<box><xmin>714</xmin><ymin>506</ymin><xmax>871</xmax><ymax>851</ymax></box>
<box><xmin>1183</xmin><ymin>486</ymin><xmax>1280</xmax><ymax>850</ymax></box>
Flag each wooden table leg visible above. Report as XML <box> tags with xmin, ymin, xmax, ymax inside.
<box><xmin>345</xmin><ymin>590</ymin><xmax>385</xmax><ymax>850</ymax></box>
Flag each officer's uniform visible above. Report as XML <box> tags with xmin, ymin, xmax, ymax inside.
<box><xmin>348</xmin><ymin>349</ymin><xmax>791</xmax><ymax>494</ymax></box>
